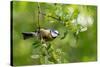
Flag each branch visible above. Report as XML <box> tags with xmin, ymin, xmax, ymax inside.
<box><xmin>38</xmin><ymin>3</ymin><xmax>69</xmax><ymax>27</ymax></box>
<box><xmin>37</xmin><ymin>2</ymin><xmax>41</xmax><ymax>29</ymax></box>
<box><xmin>39</xmin><ymin>12</ymin><xmax>62</xmax><ymax>22</ymax></box>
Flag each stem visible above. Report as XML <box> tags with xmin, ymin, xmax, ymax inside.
<box><xmin>39</xmin><ymin>12</ymin><xmax>62</xmax><ymax>21</ymax></box>
<box><xmin>37</xmin><ymin>2</ymin><xmax>41</xmax><ymax>29</ymax></box>
<box><xmin>37</xmin><ymin>3</ymin><xmax>43</xmax><ymax>41</ymax></box>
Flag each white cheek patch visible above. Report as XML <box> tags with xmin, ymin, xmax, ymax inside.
<box><xmin>51</xmin><ymin>32</ymin><xmax>58</xmax><ymax>37</ymax></box>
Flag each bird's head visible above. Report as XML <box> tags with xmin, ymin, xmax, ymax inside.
<box><xmin>50</xmin><ymin>29</ymin><xmax>59</xmax><ymax>38</ymax></box>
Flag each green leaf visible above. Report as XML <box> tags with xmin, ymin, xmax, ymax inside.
<box><xmin>70</xmin><ymin>9</ymin><xmax>79</xmax><ymax>20</ymax></box>
<box><xmin>32</xmin><ymin>41</ymin><xmax>40</xmax><ymax>48</ymax></box>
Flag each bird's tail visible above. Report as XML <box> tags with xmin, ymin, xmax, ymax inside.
<box><xmin>22</xmin><ymin>32</ymin><xmax>37</xmax><ymax>40</ymax></box>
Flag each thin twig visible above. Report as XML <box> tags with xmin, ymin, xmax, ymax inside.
<box><xmin>37</xmin><ymin>2</ymin><xmax>43</xmax><ymax>42</ymax></box>
<box><xmin>37</xmin><ymin>2</ymin><xmax>41</xmax><ymax>29</ymax></box>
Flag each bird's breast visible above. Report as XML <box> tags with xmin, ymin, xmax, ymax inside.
<box><xmin>39</xmin><ymin>29</ymin><xmax>53</xmax><ymax>40</ymax></box>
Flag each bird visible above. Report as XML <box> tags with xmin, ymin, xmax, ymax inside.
<box><xmin>22</xmin><ymin>28</ymin><xmax>59</xmax><ymax>41</ymax></box>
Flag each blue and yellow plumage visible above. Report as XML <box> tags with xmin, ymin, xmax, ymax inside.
<box><xmin>22</xmin><ymin>28</ymin><xmax>59</xmax><ymax>41</ymax></box>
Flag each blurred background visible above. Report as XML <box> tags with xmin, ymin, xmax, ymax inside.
<box><xmin>12</xmin><ymin>1</ymin><xmax>97</xmax><ymax>66</ymax></box>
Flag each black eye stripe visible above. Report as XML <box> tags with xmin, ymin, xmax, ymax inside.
<box><xmin>55</xmin><ymin>32</ymin><xmax>58</xmax><ymax>34</ymax></box>
<box><xmin>50</xmin><ymin>30</ymin><xmax>58</xmax><ymax>34</ymax></box>
<box><xmin>54</xmin><ymin>31</ymin><xmax>58</xmax><ymax>34</ymax></box>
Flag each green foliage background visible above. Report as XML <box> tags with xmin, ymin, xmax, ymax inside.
<box><xmin>12</xmin><ymin>1</ymin><xmax>97</xmax><ymax>66</ymax></box>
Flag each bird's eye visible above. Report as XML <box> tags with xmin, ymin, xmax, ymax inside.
<box><xmin>54</xmin><ymin>30</ymin><xmax>59</xmax><ymax>34</ymax></box>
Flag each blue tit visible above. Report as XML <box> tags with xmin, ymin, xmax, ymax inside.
<box><xmin>22</xmin><ymin>28</ymin><xmax>59</xmax><ymax>41</ymax></box>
